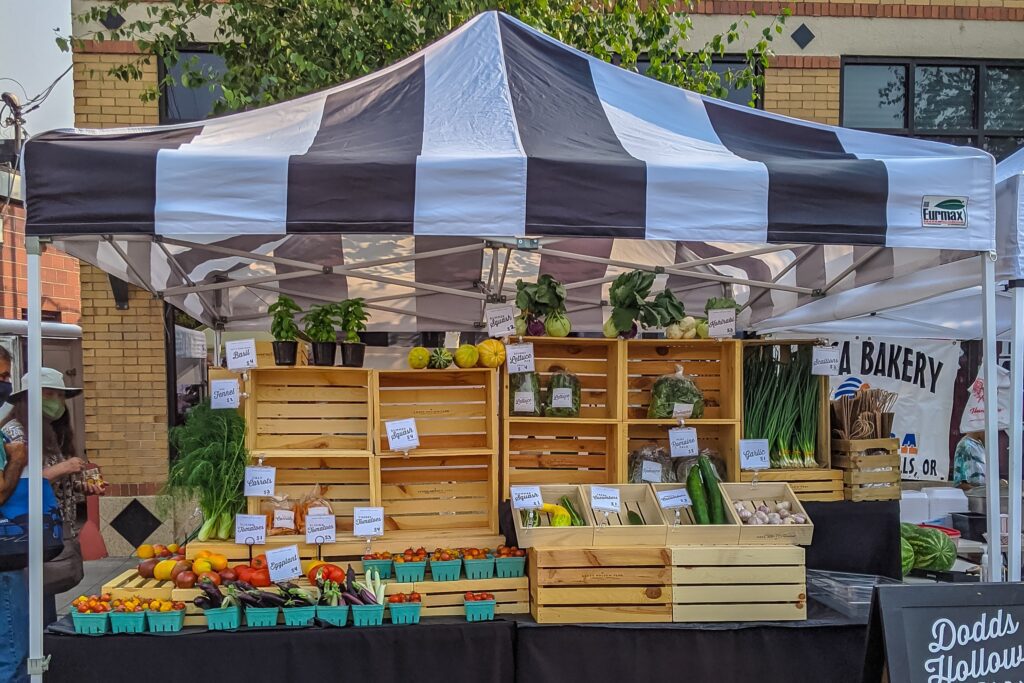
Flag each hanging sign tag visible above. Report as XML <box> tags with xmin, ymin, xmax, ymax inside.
<box><xmin>510</xmin><ymin>486</ymin><xmax>544</xmax><ymax>510</ymax></box>
<box><xmin>590</xmin><ymin>486</ymin><xmax>621</xmax><ymax>513</ymax></box>
<box><xmin>225</xmin><ymin>338</ymin><xmax>258</xmax><ymax>370</ymax></box>
<box><xmin>486</xmin><ymin>305</ymin><xmax>516</xmax><ymax>338</ymax></box>
<box><xmin>353</xmin><ymin>507</ymin><xmax>385</xmax><ymax>538</ymax></box>
<box><xmin>641</xmin><ymin>460</ymin><xmax>662</xmax><ymax>483</ymax></box>
<box><xmin>811</xmin><ymin>346</ymin><xmax>841</xmax><ymax>376</ymax></box>
<box><xmin>307</xmin><ymin>506</ymin><xmax>330</xmax><ymax>517</ymax></box>
<box><xmin>708</xmin><ymin>309</ymin><xmax>736</xmax><ymax>338</ymax></box>
<box><xmin>740</xmin><ymin>439</ymin><xmax>771</xmax><ymax>470</ymax></box>
<box><xmin>505</xmin><ymin>343</ymin><xmax>535</xmax><ymax>373</ymax></box>
<box><xmin>444</xmin><ymin>331</ymin><xmax>461</xmax><ymax>349</ymax></box>
<box><xmin>305</xmin><ymin>515</ymin><xmax>337</xmax><ymax>545</ymax></box>
<box><xmin>551</xmin><ymin>388</ymin><xmax>573</xmax><ymax>409</ymax></box>
<box><xmin>243</xmin><ymin>466</ymin><xmax>276</xmax><ymax>497</ymax></box>
<box><xmin>266</xmin><ymin>545</ymin><xmax>302</xmax><ymax>582</ymax></box>
<box><xmin>210</xmin><ymin>379</ymin><xmax>240</xmax><ymax>409</ymax></box>
<box><xmin>669</xmin><ymin>427</ymin><xmax>699</xmax><ymax>457</ymax></box>
<box><xmin>386</xmin><ymin>418</ymin><xmax>420</xmax><ymax>452</ymax></box>
<box><xmin>672</xmin><ymin>403</ymin><xmax>694</xmax><ymax>419</ymax></box>
<box><xmin>234</xmin><ymin>514</ymin><xmax>266</xmax><ymax>546</ymax></box>
<box><xmin>656</xmin><ymin>488</ymin><xmax>692</xmax><ymax>510</ymax></box>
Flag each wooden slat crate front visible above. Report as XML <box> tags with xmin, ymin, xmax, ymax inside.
<box><xmin>740</xmin><ymin>468</ymin><xmax>844</xmax><ymax>502</ymax></box>
<box><xmin>720</xmin><ymin>482</ymin><xmax>814</xmax><ymax>545</ymax></box>
<box><xmin>651</xmin><ymin>483</ymin><xmax>742</xmax><ymax>545</ymax></box>
<box><xmin>625</xmin><ymin>422</ymin><xmax>740</xmax><ymax>482</ymax></box>
<box><xmin>504</xmin><ymin>420</ymin><xmax>621</xmax><ymax>494</ymax></box>
<box><xmin>379</xmin><ymin>453</ymin><xmax>498</xmax><ymax>532</ymax></box>
<box><xmin>529</xmin><ymin>546</ymin><xmax>673</xmax><ymax>623</ymax></box>
<box><xmin>512</xmin><ymin>484</ymin><xmax>594</xmax><ymax>548</ymax></box>
<box><xmin>581</xmin><ymin>484</ymin><xmax>667</xmax><ymax>546</ymax></box>
<box><xmin>833</xmin><ymin>438</ymin><xmax>901</xmax><ymax>502</ymax></box>
<box><xmin>376</xmin><ymin>369</ymin><xmax>497</xmax><ymax>455</ymax></box>
<box><xmin>413</xmin><ymin>577</ymin><xmax>529</xmax><ymax>616</ymax></box>
<box><xmin>624</xmin><ymin>340</ymin><xmax>742</xmax><ymax>421</ymax></box>
<box><xmin>102</xmin><ymin>570</ymin><xmax>175</xmax><ymax>602</ymax></box>
<box><xmin>671</xmin><ymin>545</ymin><xmax>807</xmax><ymax>622</ymax></box>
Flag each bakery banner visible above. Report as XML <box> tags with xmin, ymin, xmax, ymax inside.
<box><xmin>829</xmin><ymin>337</ymin><xmax>961</xmax><ymax>481</ymax></box>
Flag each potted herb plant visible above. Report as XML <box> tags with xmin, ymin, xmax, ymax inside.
<box><xmin>302</xmin><ymin>304</ymin><xmax>339</xmax><ymax>366</ymax></box>
<box><xmin>268</xmin><ymin>295</ymin><xmax>302</xmax><ymax>366</ymax></box>
<box><xmin>337</xmin><ymin>298</ymin><xmax>368</xmax><ymax>367</ymax></box>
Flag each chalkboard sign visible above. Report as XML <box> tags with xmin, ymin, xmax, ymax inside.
<box><xmin>864</xmin><ymin>583</ymin><xmax>1024</xmax><ymax>683</ymax></box>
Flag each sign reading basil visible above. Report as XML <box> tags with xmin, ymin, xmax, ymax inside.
<box><xmin>243</xmin><ymin>465</ymin><xmax>276</xmax><ymax>497</ymax></box>
<box><xmin>485</xmin><ymin>304</ymin><xmax>516</xmax><ymax>338</ymax></box>
<box><xmin>385</xmin><ymin>418</ymin><xmax>420</xmax><ymax>452</ymax></box>
<box><xmin>510</xmin><ymin>486</ymin><xmax>544</xmax><ymax>510</ymax></box>
<box><xmin>353</xmin><ymin>507</ymin><xmax>385</xmax><ymax>538</ymax></box>
<box><xmin>265</xmin><ymin>544</ymin><xmax>302</xmax><ymax>582</ymax></box>
<box><xmin>225</xmin><ymin>338</ymin><xmax>258</xmax><ymax>370</ymax></box>
<box><xmin>234</xmin><ymin>514</ymin><xmax>266</xmax><ymax>546</ymax></box>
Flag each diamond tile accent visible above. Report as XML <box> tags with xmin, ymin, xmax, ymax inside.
<box><xmin>108</xmin><ymin>498</ymin><xmax>162</xmax><ymax>549</ymax></box>
<box><xmin>791</xmin><ymin>24</ymin><xmax>815</xmax><ymax>49</ymax></box>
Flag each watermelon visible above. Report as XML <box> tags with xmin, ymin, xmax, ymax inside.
<box><xmin>428</xmin><ymin>347</ymin><xmax>453</xmax><ymax>369</ymax></box>
<box><xmin>905</xmin><ymin>526</ymin><xmax>956</xmax><ymax>571</ymax></box>
<box><xmin>900</xmin><ymin>537</ymin><xmax>915</xmax><ymax>577</ymax></box>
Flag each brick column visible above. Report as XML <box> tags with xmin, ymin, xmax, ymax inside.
<box><xmin>764</xmin><ymin>56</ymin><xmax>841</xmax><ymax>126</ymax></box>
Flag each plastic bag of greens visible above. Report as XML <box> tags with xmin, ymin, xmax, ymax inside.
<box><xmin>544</xmin><ymin>367</ymin><xmax>581</xmax><ymax>417</ymax></box>
<box><xmin>509</xmin><ymin>371</ymin><xmax>542</xmax><ymax>416</ymax></box>
<box><xmin>628</xmin><ymin>444</ymin><xmax>676</xmax><ymax>483</ymax></box>
<box><xmin>647</xmin><ymin>365</ymin><xmax>705</xmax><ymax>419</ymax></box>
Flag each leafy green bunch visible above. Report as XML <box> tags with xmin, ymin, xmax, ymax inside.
<box><xmin>336</xmin><ymin>298</ymin><xmax>369</xmax><ymax>343</ymax></box>
<box><xmin>268</xmin><ymin>295</ymin><xmax>301</xmax><ymax>342</ymax></box>
<box><xmin>606</xmin><ymin>270</ymin><xmax>686</xmax><ymax>336</ymax></box>
<box><xmin>302</xmin><ymin>304</ymin><xmax>339</xmax><ymax>343</ymax></box>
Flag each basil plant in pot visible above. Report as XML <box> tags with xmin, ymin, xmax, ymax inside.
<box><xmin>337</xmin><ymin>298</ymin><xmax>369</xmax><ymax>367</ymax></box>
<box><xmin>303</xmin><ymin>304</ymin><xmax>339</xmax><ymax>366</ymax></box>
<box><xmin>268</xmin><ymin>295</ymin><xmax>302</xmax><ymax>366</ymax></box>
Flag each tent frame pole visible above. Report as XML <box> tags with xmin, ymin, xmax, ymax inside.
<box><xmin>819</xmin><ymin>247</ymin><xmax>884</xmax><ymax>294</ymax></box>
<box><xmin>741</xmin><ymin>246</ymin><xmax>817</xmax><ymax>313</ymax></box>
<box><xmin>982</xmin><ymin>252</ymin><xmax>1003</xmax><ymax>581</ymax></box>
<box><xmin>1009</xmin><ymin>282</ymin><xmax>1023</xmax><ymax>581</ymax></box>
<box><xmin>26</xmin><ymin>237</ymin><xmax>47</xmax><ymax>680</ymax></box>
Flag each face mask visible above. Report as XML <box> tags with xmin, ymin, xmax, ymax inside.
<box><xmin>42</xmin><ymin>397</ymin><xmax>66</xmax><ymax>421</ymax></box>
<box><xmin>0</xmin><ymin>381</ymin><xmax>10</xmax><ymax>404</ymax></box>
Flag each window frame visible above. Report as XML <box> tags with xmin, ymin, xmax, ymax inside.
<box><xmin>158</xmin><ymin>44</ymin><xmax>226</xmax><ymax>125</ymax></box>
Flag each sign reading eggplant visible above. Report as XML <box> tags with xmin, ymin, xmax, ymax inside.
<box><xmin>305</xmin><ymin>515</ymin><xmax>337</xmax><ymax>545</ymax></box>
<box><xmin>505</xmin><ymin>343</ymin><xmax>536</xmax><ymax>373</ymax></box>
<box><xmin>510</xmin><ymin>486</ymin><xmax>543</xmax><ymax>510</ymax></box>
<box><xmin>266</xmin><ymin>544</ymin><xmax>302</xmax><ymax>582</ymax></box>
<box><xmin>234</xmin><ymin>514</ymin><xmax>266</xmax><ymax>546</ymax></box>
<box><xmin>385</xmin><ymin>418</ymin><xmax>419</xmax><ymax>452</ymax></box>
<box><xmin>225</xmin><ymin>338</ymin><xmax>258</xmax><ymax>370</ymax></box>
<box><xmin>485</xmin><ymin>305</ymin><xmax>516</xmax><ymax>338</ymax></box>
<box><xmin>243</xmin><ymin>465</ymin><xmax>276</xmax><ymax>497</ymax></box>
<box><xmin>353</xmin><ymin>506</ymin><xmax>385</xmax><ymax>538</ymax></box>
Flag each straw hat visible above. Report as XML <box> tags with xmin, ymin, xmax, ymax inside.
<box><xmin>7</xmin><ymin>367</ymin><xmax>83</xmax><ymax>403</ymax></box>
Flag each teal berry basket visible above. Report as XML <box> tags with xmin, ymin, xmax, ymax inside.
<box><xmin>71</xmin><ymin>609</ymin><xmax>109</xmax><ymax>636</ymax></box>
<box><xmin>362</xmin><ymin>558</ymin><xmax>393</xmax><ymax>579</ymax></box>
<box><xmin>146</xmin><ymin>609</ymin><xmax>185</xmax><ymax>633</ymax></box>
<box><xmin>429</xmin><ymin>558</ymin><xmax>462</xmax><ymax>582</ymax></box>
<box><xmin>463</xmin><ymin>556</ymin><xmax>495</xmax><ymax>580</ymax></box>
<box><xmin>393</xmin><ymin>560</ymin><xmax>427</xmax><ymax>583</ymax></box>
<box><xmin>316</xmin><ymin>604</ymin><xmax>350</xmax><ymax>627</ymax></box>
<box><xmin>388</xmin><ymin>601</ymin><xmax>422</xmax><ymax>625</ymax></box>
<box><xmin>204</xmin><ymin>605</ymin><xmax>241</xmax><ymax>631</ymax></box>
<box><xmin>282</xmin><ymin>605</ymin><xmax>317</xmax><ymax>627</ymax></box>
<box><xmin>245</xmin><ymin>606</ymin><xmax>279</xmax><ymax>628</ymax></box>
<box><xmin>351</xmin><ymin>603</ymin><xmax>385</xmax><ymax>627</ymax></box>
<box><xmin>464</xmin><ymin>600</ymin><xmax>496</xmax><ymax>622</ymax></box>
<box><xmin>109</xmin><ymin>610</ymin><xmax>146</xmax><ymax>634</ymax></box>
<box><xmin>495</xmin><ymin>556</ymin><xmax>527</xmax><ymax>578</ymax></box>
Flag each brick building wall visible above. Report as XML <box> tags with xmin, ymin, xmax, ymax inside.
<box><xmin>764</xmin><ymin>57</ymin><xmax>841</xmax><ymax>125</ymax></box>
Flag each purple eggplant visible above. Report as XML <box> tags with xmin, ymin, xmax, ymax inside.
<box><xmin>341</xmin><ymin>591</ymin><xmax>364</xmax><ymax>606</ymax></box>
<box><xmin>358</xmin><ymin>588</ymin><xmax>378</xmax><ymax>605</ymax></box>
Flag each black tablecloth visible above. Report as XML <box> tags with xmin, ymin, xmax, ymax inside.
<box><xmin>804</xmin><ymin>500</ymin><xmax>901</xmax><ymax>579</ymax></box>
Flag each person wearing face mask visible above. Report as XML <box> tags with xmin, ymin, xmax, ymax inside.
<box><xmin>1</xmin><ymin>367</ymin><xmax>105</xmax><ymax>624</ymax></box>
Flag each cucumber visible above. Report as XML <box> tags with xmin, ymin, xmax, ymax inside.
<box><xmin>686</xmin><ymin>465</ymin><xmax>711</xmax><ymax>524</ymax></box>
<box><xmin>626</xmin><ymin>510</ymin><xmax>644</xmax><ymax>525</ymax></box>
<box><xmin>560</xmin><ymin>496</ymin><xmax>585</xmax><ymax>526</ymax></box>
<box><xmin>698</xmin><ymin>454</ymin><xmax>726</xmax><ymax>524</ymax></box>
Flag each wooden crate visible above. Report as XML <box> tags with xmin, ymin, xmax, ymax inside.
<box><xmin>376</xmin><ymin>368</ymin><xmax>498</xmax><ymax>455</ymax></box>
<box><xmin>740</xmin><ymin>468</ymin><xmax>844</xmax><ymax>502</ymax></box>
<box><xmin>255</xmin><ymin>340</ymin><xmax>308</xmax><ymax>367</ymax></box>
<box><xmin>833</xmin><ymin>438</ymin><xmax>901</xmax><ymax>502</ymax></box>
<box><xmin>102</xmin><ymin>569</ymin><xmax>175</xmax><ymax>602</ymax></box>
<box><xmin>512</xmin><ymin>484</ymin><xmax>594</xmax><ymax>548</ymax></box>
<box><xmin>529</xmin><ymin>546</ymin><xmax>673</xmax><ymax>623</ymax></box>
<box><xmin>504</xmin><ymin>420</ymin><xmax>622</xmax><ymax>496</ymax></box>
<box><xmin>245</xmin><ymin>367</ymin><xmax>374</xmax><ymax>455</ymax></box>
<box><xmin>670</xmin><ymin>545</ymin><xmax>806</xmax><ymax>622</ymax></box>
<box><xmin>625</xmin><ymin>422</ymin><xmax>740</xmax><ymax>482</ymax></box>
<box><xmin>720</xmin><ymin>482</ymin><xmax>814</xmax><ymax>545</ymax></box>
<box><xmin>624</xmin><ymin>340</ymin><xmax>743</xmax><ymax>421</ymax></box>
<box><xmin>378</xmin><ymin>453</ymin><xmax>498</xmax><ymax>533</ymax></box>
<box><xmin>651</xmin><ymin>483</ymin><xmax>742</xmax><ymax>545</ymax></box>
<box><xmin>581</xmin><ymin>484</ymin><xmax>667</xmax><ymax>546</ymax></box>
<box><xmin>412</xmin><ymin>577</ymin><xmax>529</xmax><ymax>616</ymax></box>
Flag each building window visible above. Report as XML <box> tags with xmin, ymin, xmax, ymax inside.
<box><xmin>841</xmin><ymin>58</ymin><xmax>1024</xmax><ymax>160</ymax></box>
<box><xmin>159</xmin><ymin>49</ymin><xmax>227</xmax><ymax>124</ymax></box>
<box><xmin>637</xmin><ymin>56</ymin><xmax>763</xmax><ymax>108</ymax></box>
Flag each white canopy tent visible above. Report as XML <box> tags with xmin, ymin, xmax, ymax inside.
<box><xmin>17</xmin><ymin>11</ymin><xmax>1002</xmax><ymax>677</ymax></box>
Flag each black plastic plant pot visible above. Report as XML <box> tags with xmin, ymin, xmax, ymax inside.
<box><xmin>310</xmin><ymin>341</ymin><xmax>337</xmax><ymax>366</ymax></box>
<box><xmin>271</xmin><ymin>341</ymin><xmax>298</xmax><ymax>366</ymax></box>
<box><xmin>341</xmin><ymin>342</ymin><xmax>366</xmax><ymax>368</ymax></box>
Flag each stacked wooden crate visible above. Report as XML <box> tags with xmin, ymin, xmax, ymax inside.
<box><xmin>832</xmin><ymin>438</ymin><xmax>901</xmax><ymax>501</ymax></box>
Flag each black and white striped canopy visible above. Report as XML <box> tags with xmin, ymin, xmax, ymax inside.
<box><xmin>25</xmin><ymin>12</ymin><xmax>994</xmax><ymax>249</ymax></box>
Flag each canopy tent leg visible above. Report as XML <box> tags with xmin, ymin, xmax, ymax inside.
<box><xmin>1009</xmin><ymin>284</ymin><xmax>1023</xmax><ymax>582</ymax></box>
<box><xmin>213</xmin><ymin>328</ymin><xmax>223</xmax><ymax>367</ymax></box>
<box><xmin>982</xmin><ymin>253</ymin><xmax>1003</xmax><ymax>581</ymax></box>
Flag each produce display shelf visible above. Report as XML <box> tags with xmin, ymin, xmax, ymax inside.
<box><xmin>512</xmin><ymin>484</ymin><xmax>595</xmax><ymax>548</ymax></box>
<box><xmin>720</xmin><ymin>482</ymin><xmax>815</xmax><ymax>546</ymax></box>
<box><xmin>581</xmin><ymin>484</ymin><xmax>668</xmax><ymax>547</ymax></box>
<box><xmin>625</xmin><ymin>418</ymin><xmax>740</xmax><ymax>426</ymax></box>
<box><xmin>625</xmin><ymin>421</ymin><xmax>740</xmax><ymax>482</ymax></box>
<box><xmin>832</xmin><ymin>438</ymin><xmax>901</xmax><ymax>502</ymax></box>
<box><xmin>102</xmin><ymin>570</ymin><xmax>175</xmax><ymax>602</ymax></box>
<box><xmin>503</xmin><ymin>419</ymin><xmax>622</xmax><ymax>497</ymax></box>
<box><xmin>651</xmin><ymin>483</ymin><xmax>742</xmax><ymax>546</ymax></box>
<box><xmin>739</xmin><ymin>469</ymin><xmax>844</xmax><ymax>502</ymax></box>
<box><xmin>506</xmin><ymin>416</ymin><xmax>619</xmax><ymax>425</ymax></box>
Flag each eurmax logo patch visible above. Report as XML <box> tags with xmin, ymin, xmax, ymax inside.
<box><xmin>921</xmin><ymin>196</ymin><xmax>968</xmax><ymax>228</ymax></box>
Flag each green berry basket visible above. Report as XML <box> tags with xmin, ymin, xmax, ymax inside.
<box><xmin>351</xmin><ymin>603</ymin><xmax>385</xmax><ymax>627</ymax></box>
<box><xmin>463</xmin><ymin>556</ymin><xmax>495</xmax><ymax>580</ymax></box>
<box><xmin>316</xmin><ymin>604</ymin><xmax>349</xmax><ymax>627</ymax></box>
<box><xmin>429</xmin><ymin>558</ymin><xmax>462</xmax><ymax>582</ymax></box>
<box><xmin>495</xmin><ymin>556</ymin><xmax>527</xmax><ymax>578</ymax></box>
<box><xmin>244</xmin><ymin>606</ymin><xmax>279</xmax><ymax>628</ymax></box>
<box><xmin>70</xmin><ymin>609</ymin><xmax>109</xmax><ymax>636</ymax></box>
<box><xmin>464</xmin><ymin>600</ymin><xmax>496</xmax><ymax>622</ymax></box>
<box><xmin>109</xmin><ymin>610</ymin><xmax>146</xmax><ymax>634</ymax></box>
<box><xmin>146</xmin><ymin>609</ymin><xmax>185</xmax><ymax>633</ymax></box>
<box><xmin>362</xmin><ymin>559</ymin><xmax>393</xmax><ymax>579</ymax></box>
<box><xmin>388</xmin><ymin>602</ymin><xmax>422</xmax><ymax>625</ymax></box>
<box><xmin>282</xmin><ymin>605</ymin><xmax>317</xmax><ymax>627</ymax></box>
<box><xmin>393</xmin><ymin>560</ymin><xmax>427</xmax><ymax>583</ymax></box>
<box><xmin>204</xmin><ymin>605</ymin><xmax>241</xmax><ymax>631</ymax></box>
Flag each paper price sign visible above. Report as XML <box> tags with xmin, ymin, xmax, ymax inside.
<box><xmin>513</xmin><ymin>392</ymin><xmax>536</xmax><ymax>413</ymax></box>
<box><xmin>740</xmin><ymin>439</ymin><xmax>771</xmax><ymax>470</ymax></box>
<box><xmin>708</xmin><ymin>309</ymin><xmax>736</xmax><ymax>338</ymax></box>
<box><xmin>234</xmin><ymin>514</ymin><xmax>266</xmax><ymax>546</ymax></box>
<box><xmin>307</xmin><ymin>506</ymin><xmax>330</xmax><ymax>517</ymax></box>
<box><xmin>243</xmin><ymin>466</ymin><xmax>276</xmax><ymax>497</ymax></box>
<box><xmin>486</xmin><ymin>305</ymin><xmax>516</xmax><ymax>337</ymax></box>
<box><xmin>273</xmin><ymin>509</ymin><xmax>294</xmax><ymax>529</ymax></box>
<box><xmin>656</xmin><ymin>488</ymin><xmax>692</xmax><ymax>510</ymax></box>
<box><xmin>225</xmin><ymin>338</ymin><xmax>258</xmax><ymax>370</ymax></box>
<box><xmin>210</xmin><ymin>379</ymin><xmax>240</xmax><ymax>409</ymax></box>
<box><xmin>590</xmin><ymin>486</ymin><xmax>621</xmax><ymax>513</ymax></box>
<box><xmin>672</xmin><ymin>403</ymin><xmax>694</xmax><ymax>419</ymax></box>
<box><xmin>551</xmin><ymin>388</ymin><xmax>573</xmax><ymax>409</ymax></box>
<box><xmin>811</xmin><ymin>346</ymin><xmax>841</xmax><ymax>376</ymax></box>
<box><xmin>444</xmin><ymin>331</ymin><xmax>461</xmax><ymax>349</ymax></box>
<box><xmin>266</xmin><ymin>545</ymin><xmax>302</xmax><ymax>582</ymax></box>
<box><xmin>510</xmin><ymin>486</ymin><xmax>544</xmax><ymax>510</ymax></box>
<box><xmin>505</xmin><ymin>343</ymin><xmax>535</xmax><ymax>373</ymax></box>
<box><xmin>305</xmin><ymin>515</ymin><xmax>337</xmax><ymax>545</ymax></box>
<box><xmin>353</xmin><ymin>507</ymin><xmax>385</xmax><ymax>538</ymax></box>
<box><xmin>669</xmin><ymin>427</ymin><xmax>699</xmax><ymax>457</ymax></box>
<box><xmin>386</xmin><ymin>418</ymin><xmax>420</xmax><ymax>452</ymax></box>
<box><xmin>641</xmin><ymin>460</ymin><xmax>662</xmax><ymax>483</ymax></box>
